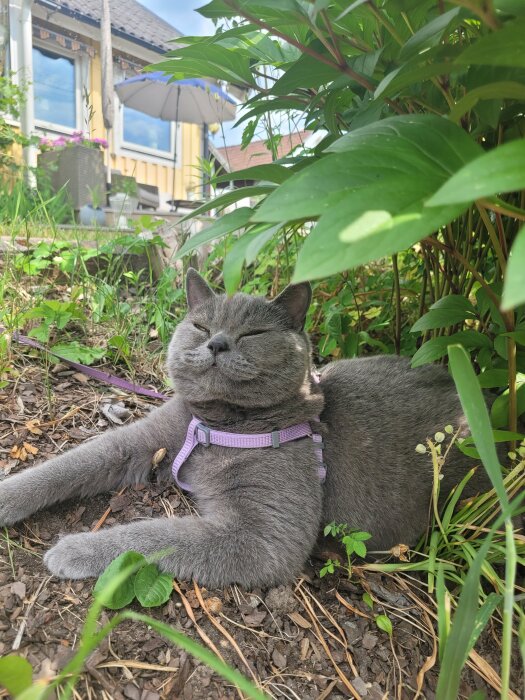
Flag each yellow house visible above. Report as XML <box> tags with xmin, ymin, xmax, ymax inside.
<box><xmin>1</xmin><ymin>0</ymin><xmax>206</xmax><ymax>208</ymax></box>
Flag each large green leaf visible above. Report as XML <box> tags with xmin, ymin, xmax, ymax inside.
<box><xmin>292</xmin><ymin>199</ymin><xmax>466</xmax><ymax>281</ymax></box>
<box><xmin>411</xmin><ymin>295</ymin><xmax>477</xmax><ymax>332</ymax></box>
<box><xmin>269</xmin><ymin>116</ymin><xmax>482</xmax><ymax>280</ymax></box>
<box><xmin>455</xmin><ymin>18</ymin><xmax>525</xmax><ymax>68</ymax></box>
<box><xmin>94</xmin><ymin>551</ymin><xmax>146</xmax><ymax>610</ymax></box>
<box><xmin>176</xmin><ymin>208</ymin><xmax>253</xmax><ymax>258</ymax></box>
<box><xmin>253</xmin><ymin>115</ymin><xmax>481</xmax><ymax>222</ymax></box>
<box><xmin>134</xmin><ymin>564</ymin><xmax>173</xmax><ymax>608</ymax></box>
<box><xmin>0</xmin><ymin>655</ymin><xmax>33</xmax><ymax>696</ymax></box>
<box><xmin>400</xmin><ymin>6</ymin><xmax>463</xmax><ymax>60</ymax></box>
<box><xmin>427</xmin><ymin>139</ymin><xmax>525</xmax><ymax>206</ymax></box>
<box><xmin>502</xmin><ymin>225</ymin><xmax>525</xmax><ymax>310</ymax></box>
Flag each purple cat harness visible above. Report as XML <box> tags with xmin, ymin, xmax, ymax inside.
<box><xmin>172</xmin><ymin>416</ymin><xmax>326</xmax><ymax>492</ymax></box>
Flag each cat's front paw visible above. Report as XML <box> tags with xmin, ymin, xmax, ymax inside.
<box><xmin>44</xmin><ymin>533</ymin><xmax>112</xmax><ymax>579</ymax></box>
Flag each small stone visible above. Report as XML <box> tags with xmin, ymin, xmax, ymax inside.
<box><xmin>123</xmin><ymin>684</ymin><xmax>140</xmax><ymax>700</ymax></box>
<box><xmin>362</xmin><ymin>632</ymin><xmax>378</xmax><ymax>650</ymax></box>
<box><xmin>272</xmin><ymin>649</ymin><xmax>287</xmax><ymax>669</ymax></box>
<box><xmin>352</xmin><ymin>677</ymin><xmax>369</xmax><ymax>696</ymax></box>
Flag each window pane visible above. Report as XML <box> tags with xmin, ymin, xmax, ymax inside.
<box><xmin>33</xmin><ymin>47</ymin><xmax>76</xmax><ymax>128</ymax></box>
<box><xmin>123</xmin><ymin>106</ymin><xmax>171</xmax><ymax>153</ymax></box>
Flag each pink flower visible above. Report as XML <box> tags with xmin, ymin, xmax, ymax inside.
<box><xmin>92</xmin><ymin>137</ymin><xmax>108</xmax><ymax>149</ymax></box>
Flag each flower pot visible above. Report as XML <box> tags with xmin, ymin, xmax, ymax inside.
<box><xmin>79</xmin><ymin>204</ymin><xmax>107</xmax><ymax>227</ymax></box>
<box><xmin>109</xmin><ymin>192</ymin><xmax>138</xmax><ymax>228</ymax></box>
<box><xmin>37</xmin><ymin>144</ymin><xmax>106</xmax><ymax>210</ymax></box>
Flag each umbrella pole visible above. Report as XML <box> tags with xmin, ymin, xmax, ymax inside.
<box><xmin>170</xmin><ymin>86</ymin><xmax>181</xmax><ymax>211</ymax></box>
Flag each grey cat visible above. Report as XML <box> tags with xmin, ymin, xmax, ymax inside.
<box><xmin>0</xmin><ymin>270</ymin><xmax>487</xmax><ymax>587</ymax></box>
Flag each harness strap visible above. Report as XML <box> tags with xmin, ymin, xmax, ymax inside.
<box><xmin>172</xmin><ymin>416</ymin><xmax>326</xmax><ymax>492</ymax></box>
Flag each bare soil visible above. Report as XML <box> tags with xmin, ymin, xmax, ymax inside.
<box><xmin>0</xmin><ymin>354</ymin><xmax>517</xmax><ymax>699</ymax></box>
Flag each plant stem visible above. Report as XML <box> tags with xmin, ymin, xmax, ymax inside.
<box><xmin>392</xmin><ymin>253</ymin><xmax>401</xmax><ymax>354</ymax></box>
<box><xmin>501</xmin><ymin>518</ymin><xmax>517</xmax><ymax>698</ymax></box>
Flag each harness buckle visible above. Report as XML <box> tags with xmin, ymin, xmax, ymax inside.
<box><xmin>195</xmin><ymin>422</ymin><xmax>211</xmax><ymax>447</ymax></box>
<box><xmin>271</xmin><ymin>430</ymin><xmax>280</xmax><ymax>448</ymax></box>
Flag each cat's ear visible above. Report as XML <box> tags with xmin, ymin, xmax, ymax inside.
<box><xmin>271</xmin><ymin>282</ymin><xmax>312</xmax><ymax>331</ymax></box>
<box><xmin>186</xmin><ymin>268</ymin><xmax>215</xmax><ymax>310</ymax></box>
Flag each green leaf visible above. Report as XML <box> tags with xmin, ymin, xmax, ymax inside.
<box><xmin>353</xmin><ymin>540</ymin><xmax>367</xmax><ymax>558</ymax></box>
<box><xmin>502</xmin><ymin>226</ymin><xmax>525</xmax><ymax>311</ymax></box>
<box><xmin>375</xmin><ymin>614</ymin><xmax>393</xmax><ymax>636</ymax></box>
<box><xmin>176</xmin><ymin>208</ymin><xmax>253</xmax><ymax>258</ymax></box>
<box><xmin>244</xmin><ymin>224</ymin><xmax>281</xmax><ymax>264</ymax></box>
<box><xmin>411</xmin><ymin>296</ymin><xmax>477</xmax><ymax>333</ymax></box>
<box><xmin>490</xmin><ymin>383</ymin><xmax>525</xmax><ymax>428</ymax></box>
<box><xmin>455</xmin><ymin>18</ymin><xmax>525</xmax><ymax>68</ymax></box>
<box><xmin>211</xmin><ymin>164</ymin><xmax>291</xmax><ymax>186</ymax></box>
<box><xmin>253</xmin><ymin>115</ymin><xmax>482</xmax><ymax>281</ymax></box>
<box><xmin>448</xmin><ymin>346</ymin><xmax>507</xmax><ymax>505</ymax></box>
<box><xmin>427</xmin><ymin>139</ymin><xmax>525</xmax><ymax>206</ymax></box>
<box><xmin>0</xmin><ymin>655</ymin><xmax>33</xmax><ymax>696</ymax></box>
<box><xmin>49</xmin><ymin>342</ymin><xmax>106</xmax><ymax>366</ymax></box>
<box><xmin>411</xmin><ymin>330</ymin><xmax>490</xmax><ymax>367</ymax></box>
<box><xmin>351</xmin><ymin>531</ymin><xmax>372</xmax><ymax>541</ymax></box>
<box><xmin>271</xmin><ymin>49</ymin><xmax>341</xmax><ymax>95</ymax></box>
<box><xmin>94</xmin><ymin>551</ymin><xmax>146</xmax><ymax>610</ymax></box>
<box><xmin>134</xmin><ymin>564</ymin><xmax>173</xmax><ymax>608</ymax></box>
<box><xmin>477</xmin><ymin>369</ymin><xmax>510</xmax><ymax>388</ymax></box>
<box><xmin>122</xmin><ymin>611</ymin><xmax>268</xmax><ymax>700</ymax></box>
<box><xmin>223</xmin><ymin>228</ymin><xmax>263</xmax><ymax>294</ymax></box>
<box><xmin>449</xmin><ymin>82</ymin><xmax>525</xmax><ymax>122</ymax></box>
<box><xmin>362</xmin><ymin>592</ymin><xmax>374</xmax><ymax>609</ymax></box>
<box><xmin>400</xmin><ymin>7</ymin><xmax>463</xmax><ymax>60</ymax></box>
<box><xmin>176</xmin><ymin>186</ymin><xmax>275</xmax><ymax>224</ymax></box>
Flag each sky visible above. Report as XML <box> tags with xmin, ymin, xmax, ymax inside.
<box><xmin>141</xmin><ymin>0</ymin><xmax>245</xmax><ymax>146</ymax></box>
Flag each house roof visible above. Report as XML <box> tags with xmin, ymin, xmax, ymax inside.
<box><xmin>216</xmin><ymin>131</ymin><xmax>312</xmax><ymax>173</ymax></box>
<box><xmin>35</xmin><ymin>0</ymin><xmax>181</xmax><ymax>53</ymax></box>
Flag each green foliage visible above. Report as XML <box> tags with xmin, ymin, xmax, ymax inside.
<box><xmin>157</xmin><ymin>1</ymin><xmax>525</xmax><ymax>305</ymax></box>
<box><xmin>93</xmin><ymin>552</ymin><xmax>173</xmax><ymax>610</ymax></box>
<box><xmin>0</xmin><ymin>655</ymin><xmax>33</xmax><ymax>697</ymax></box>
<box><xmin>322</xmin><ymin>521</ymin><xmax>371</xmax><ymax>575</ymax></box>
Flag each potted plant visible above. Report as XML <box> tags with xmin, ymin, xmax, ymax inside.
<box><xmin>79</xmin><ymin>185</ymin><xmax>107</xmax><ymax>227</ymax></box>
<box><xmin>37</xmin><ymin>133</ymin><xmax>108</xmax><ymax>211</ymax></box>
<box><xmin>109</xmin><ymin>175</ymin><xmax>139</xmax><ymax>228</ymax></box>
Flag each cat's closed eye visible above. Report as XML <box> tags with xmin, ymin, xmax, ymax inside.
<box><xmin>239</xmin><ymin>329</ymin><xmax>268</xmax><ymax>338</ymax></box>
<box><xmin>193</xmin><ymin>323</ymin><xmax>210</xmax><ymax>334</ymax></box>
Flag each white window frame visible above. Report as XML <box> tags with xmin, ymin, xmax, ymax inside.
<box><xmin>32</xmin><ymin>40</ymin><xmax>87</xmax><ymax>135</ymax></box>
<box><xmin>115</xmin><ymin>92</ymin><xmax>181</xmax><ymax>165</ymax></box>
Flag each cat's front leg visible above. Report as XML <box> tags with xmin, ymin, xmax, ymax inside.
<box><xmin>44</xmin><ymin>511</ymin><xmax>316</xmax><ymax>587</ymax></box>
<box><xmin>0</xmin><ymin>398</ymin><xmax>189</xmax><ymax>526</ymax></box>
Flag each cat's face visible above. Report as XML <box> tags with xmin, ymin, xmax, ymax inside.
<box><xmin>167</xmin><ymin>270</ymin><xmax>312</xmax><ymax>407</ymax></box>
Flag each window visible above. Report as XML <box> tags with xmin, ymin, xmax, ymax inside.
<box><xmin>122</xmin><ymin>105</ymin><xmax>172</xmax><ymax>155</ymax></box>
<box><xmin>33</xmin><ymin>46</ymin><xmax>76</xmax><ymax>129</ymax></box>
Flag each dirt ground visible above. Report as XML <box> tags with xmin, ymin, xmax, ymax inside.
<box><xmin>0</xmin><ymin>354</ymin><xmax>519</xmax><ymax>699</ymax></box>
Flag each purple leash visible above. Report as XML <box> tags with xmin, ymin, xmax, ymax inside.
<box><xmin>5</xmin><ymin>328</ymin><xmax>169</xmax><ymax>401</ymax></box>
<box><xmin>172</xmin><ymin>416</ymin><xmax>326</xmax><ymax>492</ymax></box>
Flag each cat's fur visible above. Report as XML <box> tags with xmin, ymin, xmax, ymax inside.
<box><xmin>0</xmin><ymin>271</ymin><xmax>487</xmax><ymax>587</ymax></box>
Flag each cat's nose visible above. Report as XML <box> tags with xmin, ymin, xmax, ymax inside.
<box><xmin>207</xmin><ymin>334</ymin><xmax>230</xmax><ymax>355</ymax></box>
